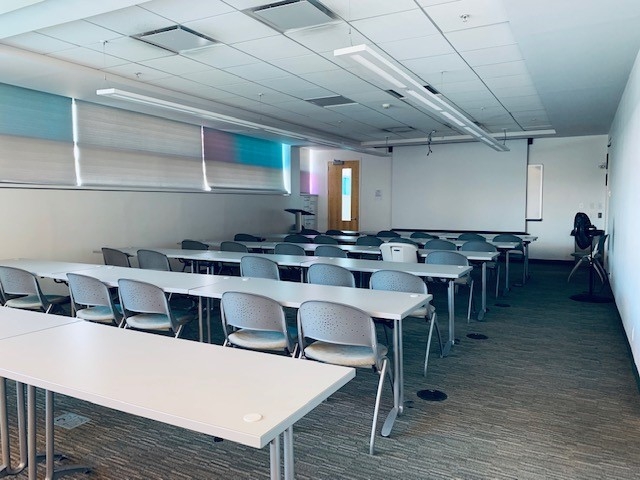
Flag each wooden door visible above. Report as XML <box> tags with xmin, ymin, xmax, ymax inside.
<box><xmin>327</xmin><ymin>161</ymin><xmax>360</xmax><ymax>232</ymax></box>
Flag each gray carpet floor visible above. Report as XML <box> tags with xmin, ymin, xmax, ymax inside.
<box><xmin>5</xmin><ymin>262</ymin><xmax>640</xmax><ymax>479</ymax></box>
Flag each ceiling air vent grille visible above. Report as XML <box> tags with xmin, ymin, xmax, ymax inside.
<box><xmin>132</xmin><ymin>25</ymin><xmax>217</xmax><ymax>53</ymax></box>
<box><xmin>246</xmin><ymin>0</ymin><xmax>337</xmax><ymax>32</ymax></box>
<box><xmin>305</xmin><ymin>95</ymin><xmax>357</xmax><ymax>108</ymax></box>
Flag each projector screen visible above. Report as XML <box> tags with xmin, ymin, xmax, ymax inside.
<box><xmin>391</xmin><ymin>140</ymin><xmax>528</xmax><ymax>232</ymax></box>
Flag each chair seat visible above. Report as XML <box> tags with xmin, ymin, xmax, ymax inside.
<box><xmin>304</xmin><ymin>343</ymin><xmax>387</xmax><ymax>368</ymax></box>
<box><xmin>126</xmin><ymin>313</ymin><xmax>172</xmax><ymax>331</ymax></box>
<box><xmin>5</xmin><ymin>294</ymin><xmax>68</xmax><ymax>310</ymax></box>
<box><xmin>408</xmin><ymin>304</ymin><xmax>436</xmax><ymax>319</ymax></box>
<box><xmin>228</xmin><ymin>330</ymin><xmax>290</xmax><ymax>350</ymax></box>
<box><xmin>76</xmin><ymin>305</ymin><xmax>118</xmax><ymax>323</ymax></box>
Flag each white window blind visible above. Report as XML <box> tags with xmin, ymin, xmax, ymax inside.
<box><xmin>203</xmin><ymin>128</ymin><xmax>288</xmax><ymax>193</ymax></box>
<box><xmin>0</xmin><ymin>83</ymin><xmax>75</xmax><ymax>185</ymax></box>
<box><xmin>75</xmin><ymin>101</ymin><xmax>204</xmax><ymax>190</ymax></box>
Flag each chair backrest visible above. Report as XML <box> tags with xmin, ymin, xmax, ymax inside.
<box><xmin>67</xmin><ymin>273</ymin><xmax>120</xmax><ymax>321</ymax></box>
<box><xmin>460</xmin><ymin>240</ymin><xmax>497</xmax><ymax>252</ymax></box>
<box><xmin>355</xmin><ymin>235</ymin><xmax>384</xmax><ymax>246</ymax></box>
<box><xmin>370</xmin><ymin>270</ymin><xmax>428</xmax><ymax>295</ymax></box>
<box><xmin>410</xmin><ymin>232</ymin><xmax>436</xmax><ymax>239</ymax></box>
<box><xmin>137</xmin><ymin>249</ymin><xmax>171</xmax><ymax>271</ymax></box>
<box><xmin>234</xmin><ymin>233</ymin><xmax>260</xmax><ymax>241</ymax></box>
<box><xmin>594</xmin><ymin>234</ymin><xmax>609</xmax><ymax>256</ymax></box>
<box><xmin>307</xmin><ymin>263</ymin><xmax>355</xmax><ymax>287</ymax></box>
<box><xmin>220</xmin><ymin>241</ymin><xmax>249</xmax><ymax>253</ymax></box>
<box><xmin>425</xmin><ymin>250</ymin><xmax>469</xmax><ymax>267</ymax></box>
<box><xmin>117</xmin><ymin>278</ymin><xmax>179</xmax><ymax>331</ymax></box>
<box><xmin>377</xmin><ymin>230</ymin><xmax>400</xmax><ymax>238</ymax></box>
<box><xmin>423</xmin><ymin>239</ymin><xmax>457</xmax><ymax>250</ymax></box>
<box><xmin>0</xmin><ymin>266</ymin><xmax>43</xmax><ymax>299</ymax></box>
<box><xmin>240</xmin><ymin>256</ymin><xmax>280</xmax><ymax>280</ymax></box>
<box><xmin>297</xmin><ymin>300</ymin><xmax>378</xmax><ymax>350</ymax></box>
<box><xmin>458</xmin><ymin>233</ymin><xmax>485</xmax><ymax>241</ymax></box>
<box><xmin>102</xmin><ymin>247</ymin><xmax>131</xmax><ymax>267</ymax></box>
<box><xmin>492</xmin><ymin>234</ymin><xmax>524</xmax><ymax>251</ymax></box>
<box><xmin>325</xmin><ymin>229</ymin><xmax>344</xmax><ymax>235</ymax></box>
<box><xmin>274</xmin><ymin>242</ymin><xmax>306</xmax><ymax>256</ymax></box>
<box><xmin>300</xmin><ymin>228</ymin><xmax>320</xmax><ymax>235</ymax></box>
<box><xmin>181</xmin><ymin>239</ymin><xmax>208</xmax><ymax>250</ymax></box>
<box><xmin>314</xmin><ymin>245</ymin><xmax>347</xmax><ymax>258</ymax></box>
<box><xmin>221</xmin><ymin>291</ymin><xmax>289</xmax><ymax>338</ymax></box>
<box><xmin>380</xmin><ymin>242</ymin><xmax>418</xmax><ymax>263</ymax></box>
<box><xmin>393</xmin><ymin>237</ymin><xmax>419</xmax><ymax>246</ymax></box>
<box><xmin>313</xmin><ymin>234</ymin><xmax>339</xmax><ymax>245</ymax></box>
<box><xmin>284</xmin><ymin>234</ymin><xmax>312</xmax><ymax>243</ymax></box>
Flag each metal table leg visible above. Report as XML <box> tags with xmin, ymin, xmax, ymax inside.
<box><xmin>478</xmin><ymin>262</ymin><xmax>487</xmax><ymax>321</ymax></box>
<box><xmin>283</xmin><ymin>427</ymin><xmax>294</xmax><ymax>480</ymax></box>
<box><xmin>269</xmin><ymin>435</ymin><xmax>281</xmax><ymax>480</ymax></box>
<box><xmin>442</xmin><ymin>279</ymin><xmax>456</xmax><ymax>356</ymax></box>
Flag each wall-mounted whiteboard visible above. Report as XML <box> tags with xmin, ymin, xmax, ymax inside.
<box><xmin>526</xmin><ymin>164</ymin><xmax>543</xmax><ymax>220</ymax></box>
<box><xmin>391</xmin><ymin>140</ymin><xmax>528</xmax><ymax>231</ymax></box>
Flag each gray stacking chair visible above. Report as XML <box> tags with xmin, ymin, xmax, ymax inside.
<box><xmin>325</xmin><ymin>229</ymin><xmax>344</xmax><ymax>235</ymax></box>
<box><xmin>393</xmin><ymin>237</ymin><xmax>419</xmax><ymax>246</ymax></box>
<box><xmin>370</xmin><ymin>270</ymin><xmax>442</xmax><ymax>377</ymax></box>
<box><xmin>423</xmin><ymin>239</ymin><xmax>457</xmax><ymax>251</ymax></box>
<box><xmin>67</xmin><ymin>273</ymin><xmax>123</xmax><ymax>326</ymax></box>
<box><xmin>274</xmin><ymin>242</ymin><xmax>306</xmax><ymax>256</ymax></box>
<box><xmin>307</xmin><ymin>263</ymin><xmax>355</xmax><ymax>288</ymax></box>
<box><xmin>240</xmin><ymin>256</ymin><xmax>280</xmax><ymax>280</ymax></box>
<box><xmin>220</xmin><ymin>291</ymin><xmax>295</xmax><ymax>356</ymax></box>
<box><xmin>300</xmin><ymin>228</ymin><xmax>320</xmax><ymax>235</ymax></box>
<box><xmin>313</xmin><ymin>234</ymin><xmax>339</xmax><ymax>245</ymax></box>
<box><xmin>376</xmin><ymin>230</ymin><xmax>400</xmax><ymax>238</ymax></box>
<box><xmin>234</xmin><ymin>233</ymin><xmax>261</xmax><ymax>241</ymax></box>
<box><xmin>458</xmin><ymin>233</ymin><xmax>486</xmax><ymax>241</ymax></box>
<box><xmin>297</xmin><ymin>300</ymin><xmax>391</xmax><ymax>455</ymax></box>
<box><xmin>410</xmin><ymin>232</ymin><xmax>437</xmax><ymax>240</ymax></box>
<box><xmin>314</xmin><ymin>245</ymin><xmax>347</xmax><ymax>258</ymax></box>
<box><xmin>118</xmin><ymin>279</ymin><xmax>195</xmax><ymax>338</ymax></box>
<box><xmin>0</xmin><ymin>266</ymin><xmax>69</xmax><ymax>314</ymax></box>
<box><xmin>380</xmin><ymin>242</ymin><xmax>418</xmax><ymax>263</ymax></box>
<box><xmin>425</xmin><ymin>251</ymin><xmax>475</xmax><ymax>322</ymax></box>
<box><xmin>356</xmin><ymin>235</ymin><xmax>384</xmax><ymax>246</ymax></box>
<box><xmin>461</xmin><ymin>240</ymin><xmax>501</xmax><ymax>298</ymax></box>
<box><xmin>102</xmin><ymin>247</ymin><xmax>131</xmax><ymax>267</ymax></box>
<box><xmin>568</xmin><ymin>233</ymin><xmax>608</xmax><ymax>284</ymax></box>
<box><xmin>180</xmin><ymin>239</ymin><xmax>209</xmax><ymax>272</ymax></box>
<box><xmin>137</xmin><ymin>249</ymin><xmax>171</xmax><ymax>271</ymax></box>
<box><xmin>219</xmin><ymin>241</ymin><xmax>249</xmax><ymax>275</ymax></box>
<box><xmin>284</xmin><ymin>233</ymin><xmax>312</xmax><ymax>243</ymax></box>
<box><xmin>493</xmin><ymin>234</ymin><xmax>526</xmax><ymax>285</ymax></box>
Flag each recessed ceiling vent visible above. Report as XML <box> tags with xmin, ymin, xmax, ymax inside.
<box><xmin>246</xmin><ymin>0</ymin><xmax>337</xmax><ymax>32</ymax></box>
<box><xmin>383</xmin><ymin>126</ymin><xmax>416</xmax><ymax>134</ymax></box>
<box><xmin>305</xmin><ymin>95</ymin><xmax>357</xmax><ymax>108</ymax></box>
<box><xmin>132</xmin><ymin>25</ymin><xmax>217</xmax><ymax>54</ymax></box>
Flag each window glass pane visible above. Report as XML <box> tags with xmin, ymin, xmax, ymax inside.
<box><xmin>341</xmin><ymin>168</ymin><xmax>352</xmax><ymax>221</ymax></box>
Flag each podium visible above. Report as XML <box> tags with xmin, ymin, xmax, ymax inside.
<box><xmin>285</xmin><ymin>208</ymin><xmax>315</xmax><ymax>233</ymax></box>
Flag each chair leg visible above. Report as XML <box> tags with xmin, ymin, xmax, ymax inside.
<box><xmin>467</xmin><ymin>280</ymin><xmax>475</xmax><ymax>322</ymax></box>
<box><xmin>370</xmin><ymin>358</ymin><xmax>389</xmax><ymax>456</ymax></box>
<box><xmin>567</xmin><ymin>256</ymin><xmax>588</xmax><ymax>282</ymax></box>
<box><xmin>424</xmin><ymin>312</ymin><xmax>442</xmax><ymax>377</ymax></box>
<box><xmin>495</xmin><ymin>265</ymin><xmax>500</xmax><ymax>298</ymax></box>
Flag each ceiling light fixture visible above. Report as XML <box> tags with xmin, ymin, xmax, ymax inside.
<box><xmin>334</xmin><ymin>44</ymin><xmax>509</xmax><ymax>152</ymax></box>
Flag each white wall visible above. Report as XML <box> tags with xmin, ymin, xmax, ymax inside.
<box><xmin>526</xmin><ymin>135</ymin><xmax>608</xmax><ymax>260</ymax></box>
<box><xmin>304</xmin><ymin>148</ymin><xmax>392</xmax><ymax>233</ymax></box>
<box><xmin>607</xmin><ymin>49</ymin><xmax>640</xmax><ymax>370</ymax></box>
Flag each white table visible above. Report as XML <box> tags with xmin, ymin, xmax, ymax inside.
<box><xmin>189</xmin><ymin>275</ymin><xmax>430</xmax><ymax>437</ymax></box>
<box><xmin>0</xmin><ymin>319</ymin><xmax>354</xmax><ymax>480</ymax></box>
<box><xmin>206</xmin><ymin>241</ymin><xmax>381</xmax><ymax>257</ymax></box>
<box><xmin>419</xmin><ymin>249</ymin><xmax>500</xmax><ymax>321</ymax></box>
<box><xmin>299</xmin><ymin>257</ymin><xmax>471</xmax><ymax>356</ymax></box>
<box><xmin>0</xmin><ymin>258</ymin><xmax>102</xmax><ymax>278</ymax></box>
<box><xmin>0</xmin><ymin>309</ymin><xmax>80</xmax><ymax>478</ymax></box>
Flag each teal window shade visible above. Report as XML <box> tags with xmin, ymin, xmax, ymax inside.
<box><xmin>75</xmin><ymin>101</ymin><xmax>204</xmax><ymax>190</ymax></box>
<box><xmin>0</xmin><ymin>83</ymin><xmax>75</xmax><ymax>185</ymax></box>
<box><xmin>203</xmin><ymin>128</ymin><xmax>288</xmax><ymax>193</ymax></box>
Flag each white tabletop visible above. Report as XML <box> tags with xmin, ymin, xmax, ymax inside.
<box><xmin>0</xmin><ymin>258</ymin><xmax>103</xmax><ymax>280</ymax></box>
<box><xmin>189</xmin><ymin>276</ymin><xmax>430</xmax><ymax>321</ymax></box>
<box><xmin>418</xmin><ymin>249</ymin><xmax>500</xmax><ymax>261</ymax></box>
<box><xmin>0</xmin><ymin>307</ymin><xmax>79</xmax><ymax>339</ymax></box>
<box><xmin>208</xmin><ymin>241</ymin><xmax>381</xmax><ymax>255</ymax></box>
<box><xmin>0</xmin><ymin>320</ymin><xmax>354</xmax><ymax>449</ymax></box>
<box><xmin>300</xmin><ymin>257</ymin><xmax>472</xmax><ymax>279</ymax></box>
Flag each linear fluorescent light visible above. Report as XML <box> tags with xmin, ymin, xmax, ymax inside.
<box><xmin>334</xmin><ymin>44</ymin><xmax>509</xmax><ymax>152</ymax></box>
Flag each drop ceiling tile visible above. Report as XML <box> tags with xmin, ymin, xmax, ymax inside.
<box><xmin>493</xmin><ymin>85</ymin><xmax>540</xmax><ymax>98</ymax></box>
<box><xmin>147</xmin><ymin>76</ymin><xmax>231</xmax><ymax>97</ymax></box>
<box><xmin>445</xmin><ymin>22</ymin><xmax>516</xmax><ymax>52</ymax></box>
<box><xmin>318</xmin><ymin>0</ymin><xmax>417</xmax><ymax>21</ymax></box>
<box><xmin>424</xmin><ymin>0</ymin><xmax>509</xmax><ymax>33</ymax></box>
<box><xmin>256</xmin><ymin>76</ymin><xmax>333</xmax><ymax>99</ymax></box>
<box><xmin>378</xmin><ymin>34</ymin><xmax>455</xmax><ymax>61</ymax></box>
<box><xmin>1</xmin><ymin>32</ymin><xmax>75</xmax><ymax>54</ymax></box>
<box><xmin>352</xmin><ymin>9</ymin><xmax>438</xmax><ymax>43</ymax></box>
<box><xmin>500</xmin><ymin>95</ymin><xmax>545</xmax><ymax>111</ymax></box>
<box><xmin>185</xmin><ymin>11</ymin><xmax>278</xmax><ymax>44</ymax></box>
<box><xmin>183</xmin><ymin>45</ymin><xmax>257</xmax><ymax>68</ymax></box>
<box><xmin>437</xmin><ymin>79</ymin><xmax>486</xmax><ymax>93</ymax></box>
<box><xmin>422</xmin><ymin>67</ymin><xmax>479</xmax><ymax>86</ymax></box>
<box><xmin>48</xmin><ymin>47</ymin><xmax>128</xmax><ymax>69</ymax></box>
<box><xmin>286</xmin><ymin>23</ymin><xmax>368</xmax><ymax>54</ymax></box>
<box><xmin>402</xmin><ymin>53</ymin><xmax>468</xmax><ymax>77</ymax></box>
<box><xmin>102</xmin><ymin>63</ymin><xmax>172</xmax><ymax>81</ymax></box>
<box><xmin>300</xmin><ymin>69</ymin><xmax>376</xmax><ymax>96</ymax></box>
<box><xmin>0</xmin><ymin>0</ymin><xmax>44</xmax><ymax>15</ymax></box>
<box><xmin>188</xmin><ymin>69</ymin><xmax>246</xmax><ymax>87</ymax></box>
<box><xmin>87</xmin><ymin>36</ymin><xmax>173</xmax><ymax>62</ymax></box>
<box><xmin>416</xmin><ymin>0</ymin><xmax>458</xmax><ymax>7</ymax></box>
<box><xmin>270</xmin><ymin>54</ymin><xmax>337</xmax><ymax>75</ymax></box>
<box><xmin>474</xmin><ymin>60</ymin><xmax>530</xmax><ymax>78</ymax></box>
<box><xmin>139</xmin><ymin>54</ymin><xmax>211</xmax><ymax>75</ymax></box>
<box><xmin>447</xmin><ymin>92</ymin><xmax>502</xmax><ymax>108</ymax></box>
<box><xmin>461</xmin><ymin>44</ymin><xmax>523</xmax><ymax>66</ymax></box>
<box><xmin>217</xmin><ymin>82</ymin><xmax>293</xmax><ymax>103</ymax></box>
<box><xmin>224</xmin><ymin>0</ymin><xmax>278</xmax><ymax>9</ymax></box>
<box><xmin>37</xmin><ymin>20</ymin><xmax>121</xmax><ymax>45</ymax></box>
<box><xmin>141</xmin><ymin>0</ymin><xmax>234</xmax><ymax>23</ymax></box>
<box><xmin>483</xmin><ymin>74</ymin><xmax>535</xmax><ymax>90</ymax></box>
<box><xmin>224</xmin><ymin>62</ymin><xmax>289</xmax><ymax>81</ymax></box>
<box><xmin>86</xmin><ymin>6</ymin><xmax>173</xmax><ymax>36</ymax></box>
<box><xmin>232</xmin><ymin>34</ymin><xmax>311</xmax><ymax>60</ymax></box>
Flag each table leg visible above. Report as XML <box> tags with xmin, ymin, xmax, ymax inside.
<box><xmin>381</xmin><ymin>318</ymin><xmax>403</xmax><ymax>437</ymax></box>
<box><xmin>283</xmin><ymin>427</ymin><xmax>294</xmax><ymax>480</ymax></box>
<box><xmin>478</xmin><ymin>262</ymin><xmax>487</xmax><ymax>321</ymax></box>
<box><xmin>198</xmin><ymin>297</ymin><xmax>204</xmax><ymax>343</ymax></box>
<box><xmin>442</xmin><ymin>279</ymin><xmax>455</xmax><ymax>356</ymax></box>
<box><xmin>524</xmin><ymin>243</ymin><xmax>530</xmax><ymax>282</ymax></box>
<box><xmin>504</xmin><ymin>252</ymin><xmax>511</xmax><ymax>293</ymax></box>
<box><xmin>27</xmin><ymin>386</ymin><xmax>36</xmax><ymax>480</ymax></box>
<box><xmin>1</xmin><ymin>377</ymin><xmax>11</xmax><ymax>476</ymax></box>
<box><xmin>269</xmin><ymin>435</ymin><xmax>281</xmax><ymax>480</ymax></box>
